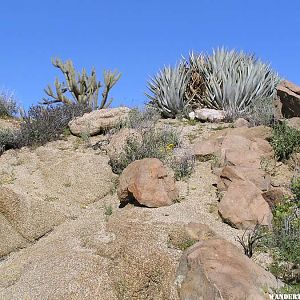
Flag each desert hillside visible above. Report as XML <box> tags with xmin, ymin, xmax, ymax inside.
<box><xmin>0</xmin><ymin>50</ymin><xmax>299</xmax><ymax>299</ymax></box>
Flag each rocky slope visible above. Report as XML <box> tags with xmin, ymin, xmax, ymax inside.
<box><xmin>0</xmin><ymin>116</ymin><xmax>291</xmax><ymax>299</ymax></box>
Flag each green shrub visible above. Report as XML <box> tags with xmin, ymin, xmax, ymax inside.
<box><xmin>109</xmin><ymin>125</ymin><xmax>195</xmax><ymax>180</ymax></box>
<box><xmin>125</xmin><ymin>107</ymin><xmax>161</xmax><ymax>130</ymax></box>
<box><xmin>0</xmin><ymin>91</ymin><xmax>19</xmax><ymax>118</ymax></box>
<box><xmin>169</xmin><ymin>150</ymin><xmax>195</xmax><ymax>180</ymax></box>
<box><xmin>18</xmin><ymin>103</ymin><xmax>90</xmax><ymax>148</ymax></box>
<box><xmin>291</xmin><ymin>175</ymin><xmax>300</xmax><ymax>201</ymax></box>
<box><xmin>270</xmin><ymin>122</ymin><xmax>300</xmax><ymax>161</ymax></box>
<box><xmin>0</xmin><ymin>129</ymin><xmax>18</xmax><ymax>154</ymax></box>
<box><xmin>109</xmin><ymin>126</ymin><xmax>180</xmax><ymax>174</ymax></box>
<box><xmin>260</xmin><ymin>177</ymin><xmax>300</xmax><ymax>285</ymax></box>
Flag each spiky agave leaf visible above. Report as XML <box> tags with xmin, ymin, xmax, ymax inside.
<box><xmin>145</xmin><ymin>62</ymin><xmax>191</xmax><ymax>118</ymax></box>
<box><xmin>196</xmin><ymin>48</ymin><xmax>281</xmax><ymax>119</ymax></box>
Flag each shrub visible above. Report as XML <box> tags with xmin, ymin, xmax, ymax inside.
<box><xmin>109</xmin><ymin>124</ymin><xmax>195</xmax><ymax>180</ymax></box>
<box><xmin>169</xmin><ymin>149</ymin><xmax>195</xmax><ymax>180</ymax></box>
<box><xmin>146</xmin><ymin>63</ymin><xmax>191</xmax><ymax>118</ymax></box>
<box><xmin>243</xmin><ymin>97</ymin><xmax>275</xmax><ymax>126</ymax></box>
<box><xmin>18</xmin><ymin>103</ymin><xmax>90</xmax><ymax>147</ymax></box>
<box><xmin>235</xmin><ymin>223</ymin><xmax>265</xmax><ymax>258</ymax></box>
<box><xmin>109</xmin><ymin>126</ymin><xmax>180</xmax><ymax>174</ymax></box>
<box><xmin>270</xmin><ymin>122</ymin><xmax>300</xmax><ymax>161</ymax></box>
<box><xmin>125</xmin><ymin>107</ymin><xmax>161</xmax><ymax>130</ymax></box>
<box><xmin>0</xmin><ymin>129</ymin><xmax>18</xmax><ymax>154</ymax></box>
<box><xmin>260</xmin><ymin>177</ymin><xmax>300</xmax><ymax>285</ymax></box>
<box><xmin>0</xmin><ymin>90</ymin><xmax>19</xmax><ymax>118</ymax></box>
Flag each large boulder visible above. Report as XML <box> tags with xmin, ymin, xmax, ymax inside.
<box><xmin>276</xmin><ymin>80</ymin><xmax>300</xmax><ymax>118</ymax></box>
<box><xmin>68</xmin><ymin>107</ymin><xmax>130</xmax><ymax>136</ymax></box>
<box><xmin>117</xmin><ymin>158</ymin><xmax>178</xmax><ymax>207</ymax></box>
<box><xmin>218</xmin><ymin>180</ymin><xmax>272</xmax><ymax>229</ymax></box>
<box><xmin>176</xmin><ymin>237</ymin><xmax>282</xmax><ymax>300</ymax></box>
<box><xmin>0</xmin><ymin>143</ymin><xmax>116</xmax><ymax>257</ymax></box>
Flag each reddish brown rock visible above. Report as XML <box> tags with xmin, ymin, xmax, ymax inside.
<box><xmin>219</xmin><ymin>165</ymin><xmax>271</xmax><ymax>192</ymax></box>
<box><xmin>276</xmin><ymin>80</ymin><xmax>300</xmax><ymax>118</ymax></box>
<box><xmin>176</xmin><ymin>237</ymin><xmax>282</xmax><ymax>300</ymax></box>
<box><xmin>220</xmin><ymin>135</ymin><xmax>273</xmax><ymax>168</ymax></box>
<box><xmin>117</xmin><ymin>158</ymin><xmax>178</xmax><ymax>207</ymax></box>
<box><xmin>218</xmin><ymin>180</ymin><xmax>272</xmax><ymax>229</ymax></box>
<box><xmin>193</xmin><ymin>137</ymin><xmax>222</xmax><ymax>159</ymax></box>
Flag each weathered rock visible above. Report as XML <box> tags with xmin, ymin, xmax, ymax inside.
<box><xmin>0</xmin><ymin>187</ymin><xmax>66</xmax><ymax>242</ymax></box>
<box><xmin>184</xmin><ymin>223</ymin><xmax>217</xmax><ymax>241</ymax></box>
<box><xmin>68</xmin><ymin>107</ymin><xmax>130</xmax><ymax>136</ymax></box>
<box><xmin>193</xmin><ymin>137</ymin><xmax>223</xmax><ymax>159</ymax></box>
<box><xmin>220</xmin><ymin>135</ymin><xmax>273</xmax><ymax>168</ymax></box>
<box><xmin>276</xmin><ymin>80</ymin><xmax>300</xmax><ymax>118</ymax></box>
<box><xmin>106</xmin><ymin>128</ymin><xmax>141</xmax><ymax>161</ymax></box>
<box><xmin>0</xmin><ymin>142</ymin><xmax>116</xmax><ymax>257</ymax></box>
<box><xmin>176</xmin><ymin>237</ymin><xmax>282</xmax><ymax>300</ymax></box>
<box><xmin>194</xmin><ymin>108</ymin><xmax>225</xmax><ymax>122</ymax></box>
<box><xmin>117</xmin><ymin>158</ymin><xmax>178</xmax><ymax>207</ymax></box>
<box><xmin>286</xmin><ymin>117</ymin><xmax>300</xmax><ymax>131</ymax></box>
<box><xmin>233</xmin><ymin>117</ymin><xmax>250</xmax><ymax>128</ymax></box>
<box><xmin>218</xmin><ymin>165</ymin><xmax>271</xmax><ymax>192</ymax></box>
<box><xmin>0</xmin><ymin>213</ymin><xmax>29</xmax><ymax>258</ymax></box>
<box><xmin>218</xmin><ymin>180</ymin><xmax>272</xmax><ymax>229</ymax></box>
<box><xmin>0</xmin><ymin>211</ymin><xmax>119</xmax><ymax>300</ymax></box>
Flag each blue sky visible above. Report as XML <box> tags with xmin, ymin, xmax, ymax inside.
<box><xmin>0</xmin><ymin>0</ymin><xmax>299</xmax><ymax>109</ymax></box>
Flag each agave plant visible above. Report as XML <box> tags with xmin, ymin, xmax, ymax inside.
<box><xmin>190</xmin><ymin>48</ymin><xmax>281</xmax><ymax>119</ymax></box>
<box><xmin>186</xmin><ymin>52</ymin><xmax>208</xmax><ymax>109</ymax></box>
<box><xmin>145</xmin><ymin>62</ymin><xmax>191</xmax><ymax>118</ymax></box>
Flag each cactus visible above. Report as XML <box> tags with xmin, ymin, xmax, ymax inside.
<box><xmin>42</xmin><ymin>58</ymin><xmax>121</xmax><ymax>109</ymax></box>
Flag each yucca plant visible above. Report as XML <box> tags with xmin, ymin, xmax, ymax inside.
<box><xmin>195</xmin><ymin>48</ymin><xmax>280</xmax><ymax>119</ymax></box>
<box><xmin>145</xmin><ymin>62</ymin><xmax>191</xmax><ymax>118</ymax></box>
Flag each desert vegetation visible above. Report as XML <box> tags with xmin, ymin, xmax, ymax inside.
<box><xmin>146</xmin><ymin>48</ymin><xmax>280</xmax><ymax>125</ymax></box>
<box><xmin>0</xmin><ymin>48</ymin><xmax>300</xmax><ymax>298</ymax></box>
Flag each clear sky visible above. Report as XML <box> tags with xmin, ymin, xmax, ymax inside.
<box><xmin>1</xmin><ymin>0</ymin><xmax>299</xmax><ymax>109</ymax></box>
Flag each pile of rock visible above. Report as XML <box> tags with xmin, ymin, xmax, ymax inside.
<box><xmin>193</xmin><ymin>126</ymin><xmax>279</xmax><ymax>229</ymax></box>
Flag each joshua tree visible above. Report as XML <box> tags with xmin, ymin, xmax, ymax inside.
<box><xmin>42</xmin><ymin>58</ymin><xmax>121</xmax><ymax>110</ymax></box>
